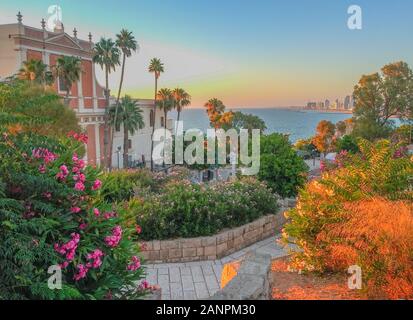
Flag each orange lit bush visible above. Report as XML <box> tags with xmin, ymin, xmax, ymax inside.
<box><xmin>283</xmin><ymin>139</ymin><xmax>413</xmax><ymax>299</ymax></box>
<box><xmin>320</xmin><ymin>199</ymin><xmax>413</xmax><ymax>299</ymax></box>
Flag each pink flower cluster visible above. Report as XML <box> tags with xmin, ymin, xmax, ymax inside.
<box><xmin>86</xmin><ymin>249</ymin><xmax>104</xmax><ymax>269</ymax></box>
<box><xmin>103</xmin><ymin>211</ymin><xmax>117</xmax><ymax>220</ymax></box>
<box><xmin>73</xmin><ymin>264</ymin><xmax>88</xmax><ymax>281</ymax></box>
<box><xmin>56</xmin><ymin>165</ymin><xmax>69</xmax><ymax>181</ymax></box>
<box><xmin>126</xmin><ymin>256</ymin><xmax>141</xmax><ymax>271</ymax></box>
<box><xmin>32</xmin><ymin>148</ymin><xmax>58</xmax><ymax>164</ymax></box>
<box><xmin>54</xmin><ymin>233</ymin><xmax>80</xmax><ymax>265</ymax></box>
<box><xmin>92</xmin><ymin>179</ymin><xmax>102</xmax><ymax>191</ymax></box>
<box><xmin>105</xmin><ymin>226</ymin><xmax>122</xmax><ymax>248</ymax></box>
<box><xmin>67</xmin><ymin>131</ymin><xmax>89</xmax><ymax>144</ymax></box>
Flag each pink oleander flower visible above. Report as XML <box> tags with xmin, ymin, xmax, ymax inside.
<box><xmin>135</xmin><ymin>225</ymin><xmax>142</xmax><ymax>234</ymax></box>
<box><xmin>79</xmin><ymin>223</ymin><xmax>88</xmax><ymax>230</ymax></box>
<box><xmin>86</xmin><ymin>249</ymin><xmax>104</xmax><ymax>269</ymax></box>
<box><xmin>73</xmin><ymin>264</ymin><xmax>89</xmax><ymax>281</ymax></box>
<box><xmin>74</xmin><ymin>182</ymin><xmax>85</xmax><ymax>192</ymax></box>
<box><xmin>105</xmin><ymin>226</ymin><xmax>122</xmax><ymax>248</ymax></box>
<box><xmin>38</xmin><ymin>164</ymin><xmax>46</xmax><ymax>174</ymax></box>
<box><xmin>56</xmin><ymin>165</ymin><xmax>69</xmax><ymax>181</ymax></box>
<box><xmin>71</xmin><ymin>207</ymin><xmax>81</xmax><ymax>214</ymax></box>
<box><xmin>127</xmin><ymin>256</ymin><xmax>141</xmax><ymax>271</ymax></box>
<box><xmin>32</xmin><ymin>148</ymin><xmax>58</xmax><ymax>164</ymax></box>
<box><xmin>54</xmin><ymin>233</ymin><xmax>80</xmax><ymax>262</ymax></box>
<box><xmin>92</xmin><ymin>179</ymin><xmax>102</xmax><ymax>191</ymax></box>
<box><xmin>67</xmin><ymin>131</ymin><xmax>89</xmax><ymax>144</ymax></box>
<box><xmin>139</xmin><ymin>280</ymin><xmax>150</xmax><ymax>290</ymax></box>
<box><xmin>93</xmin><ymin>208</ymin><xmax>100</xmax><ymax>217</ymax></box>
<box><xmin>103</xmin><ymin>211</ymin><xmax>117</xmax><ymax>220</ymax></box>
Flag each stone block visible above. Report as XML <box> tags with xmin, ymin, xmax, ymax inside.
<box><xmin>204</xmin><ymin>245</ymin><xmax>217</xmax><ymax>256</ymax></box>
<box><xmin>201</xmin><ymin>236</ymin><xmax>216</xmax><ymax>247</ymax></box>
<box><xmin>161</xmin><ymin>240</ymin><xmax>179</xmax><ymax>250</ymax></box>
<box><xmin>181</xmin><ymin>238</ymin><xmax>202</xmax><ymax>248</ymax></box>
<box><xmin>169</xmin><ymin>249</ymin><xmax>182</xmax><ymax>259</ymax></box>
<box><xmin>183</xmin><ymin>247</ymin><xmax>197</xmax><ymax>258</ymax></box>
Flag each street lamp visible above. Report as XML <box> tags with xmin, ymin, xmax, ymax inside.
<box><xmin>116</xmin><ymin>146</ymin><xmax>122</xmax><ymax>169</ymax></box>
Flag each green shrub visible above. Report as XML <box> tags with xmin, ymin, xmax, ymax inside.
<box><xmin>0</xmin><ymin>132</ymin><xmax>146</xmax><ymax>300</ymax></box>
<box><xmin>134</xmin><ymin>177</ymin><xmax>279</xmax><ymax>240</ymax></box>
<box><xmin>336</xmin><ymin>135</ymin><xmax>360</xmax><ymax>153</ymax></box>
<box><xmin>258</xmin><ymin>133</ymin><xmax>308</xmax><ymax>198</ymax></box>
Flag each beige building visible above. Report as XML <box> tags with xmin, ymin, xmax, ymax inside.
<box><xmin>0</xmin><ymin>12</ymin><xmax>170</xmax><ymax>168</ymax></box>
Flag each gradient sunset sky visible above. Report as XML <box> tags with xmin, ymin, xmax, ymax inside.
<box><xmin>1</xmin><ymin>0</ymin><xmax>413</xmax><ymax>107</ymax></box>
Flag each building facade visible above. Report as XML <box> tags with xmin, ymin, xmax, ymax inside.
<box><xmin>0</xmin><ymin>12</ymin><xmax>166</xmax><ymax>168</ymax></box>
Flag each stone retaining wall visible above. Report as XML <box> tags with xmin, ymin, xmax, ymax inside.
<box><xmin>141</xmin><ymin>211</ymin><xmax>287</xmax><ymax>264</ymax></box>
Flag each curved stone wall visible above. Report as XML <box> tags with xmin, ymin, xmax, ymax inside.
<box><xmin>140</xmin><ymin>211</ymin><xmax>287</xmax><ymax>264</ymax></box>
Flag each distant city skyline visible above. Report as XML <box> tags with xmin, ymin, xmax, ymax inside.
<box><xmin>1</xmin><ymin>0</ymin><xmax>413</xmax><ymax>107</ymax></box>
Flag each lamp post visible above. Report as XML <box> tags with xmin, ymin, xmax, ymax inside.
<box><xmin>116</xmin><ymin>146</ymin><xmax>121</xmax><ymax>169</ymax></box>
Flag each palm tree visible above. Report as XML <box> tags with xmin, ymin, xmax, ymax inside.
<box><xmin>54</xmin><ymin>56</ymin><xmax>82</xmax><ymax>106</ymax></box>
<box><xmin>19</xmin><ymin>59</ymin><xmax>54</xmax><ymax>86</ymax></box>
<box><xmin>109</xmin><ymin>95</ymin><xmax>144</xmax><ymax>169</ymax></box>
<box><xmin>157</xmin><ymin>88</ymin><xmax>174</xmax><ymax>130</ymax></box>
<box><xmin>109</xmin><ymin>30</ymin><xmax>139</xmax><ymax>170</ymax></box>
<box><xmin>93</xmin><ymin>38</ymin><xmax>121</xmax><ymax>169</ymax></box>
<box><xmin>172</xmin><ymin>88</ymin><xmax>191</xmax><ymax>134</ymax></box>
<box><xmin>205</xmin><ymin>98</ymin><xmax>226</xmax><ymax>128</ymax></box>
<box><xmin>148</xmin><ymin>58</ymin><xmax>164</xmax><ymax>170</ymax></box>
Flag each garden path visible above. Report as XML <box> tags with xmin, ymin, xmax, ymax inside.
<box><xmin>145</xmin><ymin>235</ymin><xmax>289</xmax><ymax>300</ymax></box>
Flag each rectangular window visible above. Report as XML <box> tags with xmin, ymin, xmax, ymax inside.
<box><xmin>58</xmin><ymin>76</ymin><xmax>68</xmax><ymax>93</ymax></box>
<box><xmin>161</xmin><ymin>117</ymin><xmax>164</xmax><ymax>127</ymax></box>
<box><xmin>128</xmin><ymin>139</ymin><xmax>132</xmax><ymax>149</ymax></box>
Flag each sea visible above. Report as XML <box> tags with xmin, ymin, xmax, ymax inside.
<box><xmin>168</xmin><ymin>108</ymin><xmax>353</xmax><ymax>142</ymax></box>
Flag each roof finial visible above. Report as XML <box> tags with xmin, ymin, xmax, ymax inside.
<box><xmin>17</xmin><ymin>11</ymin><xmax>23</xmax><ymax>24</ymax></box>
<box><xmin>41</xmin><ymin>18</ymin><xmax>46</xmax><ymax>30</ymax></box>
<box><xmin>73</xmin><ymin>28</ymin><xmax>78</xmax><ymax>38</ymax></box>
<box><xmin>88</xmin><ymin>32</ymin><xmax>92</xmax><ymax>43</ymax></box>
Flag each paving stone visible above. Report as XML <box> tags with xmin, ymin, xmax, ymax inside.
<box><xmin>194</xmin><ymin>282</ymin><xmax>210</xmax><ymax>299</ymax></box>
<box><xmin>145</xmin><ymin>268</ymin><xmax>158</xmax><ymax>285</ymax></box>
<box><xmin>180</xmin><ymin>266</ymin><xmax>192</xmax><ymax>276</ymax></box>
<box><xmin>191</xmin><ymin>266</ymin><xmax>205</xmax><ymax>283</ymax></box>
<box><xmin>170</xmin><ymin>282</ymin><xmax>184</xmax><ymax>300</ymax></box>
<box><xmin>181</xmin><ymin>275</ymin><xmax>196</xmax><ymax>291</ymax></box>
<box><xmin>183</xmin><ymin>290</ymin><xmax>197</xmax><ymax>300</ymax></box>
<box><xmin>201</xmin><ymin>264</ymin><xmax>214</xmax><ymax>276</ymax></box>
<box><xmin>204</xmin><ymin>274</ymin><xmax>219</xmax><ymax>291</ymax></box>
<box><xmin>157</xmin><ymin>267</ymin><xmax>169</xmax><ymax>275</ymax></box>
<box><xmin>158</xmin><ymin>274</ymin><xmax>170</xmax><ymax>293</ymax></box>
<box><xmin>169</xmin><ymin>267</ymin><xmax>181</xmax><ymax>283</ymax></box>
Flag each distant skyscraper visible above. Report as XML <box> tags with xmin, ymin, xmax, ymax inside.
<box><xmin>325</xmin><ymin>99</ymin><xmax>330</xmax><ymax>109</ymax></box>
<box><xmin>344</xmin><ymin>95</ymin><xmax>351</xmax><ymax>110</ymax></box>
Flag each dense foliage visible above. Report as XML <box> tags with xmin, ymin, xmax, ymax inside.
<box><xmin>258</xmin><ymin>133</ymin><xmax>308</xmax><ymax>198</ymax></box>
<box><xmin>133</xmin><ymin>178</ymin><xmax>279</xmax><ymax>240</ymax></box>
<box><xmin>231</xmin><ymin>111</ymin><xmax>267</xmax><ymax>133</ymax></box>
<box><xmin>335</xmin><ymin>135</ymin><xmax>359</xmax><ymax>154</ymax></box>
<box><xmin>0</xmin><ymin>132</ymin><xmax>146</xmax><ymax>300</ymax></box>
<box><xmin>352</xmin><ymin>61</ymin><xmax>413</xmax><ymax>140</ymax></box>
<box><xmin>283</xmin><ymin>139</ymin><xmax>413</xmax><ymax>298</ymax></box>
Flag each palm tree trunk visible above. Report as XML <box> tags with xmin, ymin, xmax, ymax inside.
<box><xmin>150</xmin><ymin>76</ymin><xmax>158</xmax><ymax>171</ymax></box>
<box><xmin>103</xmin><ymin>68</ymin><xmax>110</xmax><ymax>170</ymax></box>
<box><xmin>123</xmin><ymin>125</ymin><xmax>129</xmax><ymax>169</ymax></box>
<box><xmin>176</xmin><ymin>107</ymin><xmax>181</xmax><ymax>136</ymax></box>
<box><xmin>110</xmin><ymin>54</ymin><xmax>126</xmax><ymax>171</ymax></box>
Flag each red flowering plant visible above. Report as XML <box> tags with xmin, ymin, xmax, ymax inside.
<box><xmin>0</xmin><ymin>131</ymin><xmax>146</xmax><ymax>300</ymax></box>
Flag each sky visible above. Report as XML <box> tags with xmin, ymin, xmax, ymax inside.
<box><xmin>1</xmin><ymin>0</ymin><xmax>413</xmax><ymax>107</ymax></box>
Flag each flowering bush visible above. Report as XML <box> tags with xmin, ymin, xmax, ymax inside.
<box><xmin>134</xmin><ymin>177</ymin><xmax>279</xmax><ymax>240</ymax></box>
<box><xmin>282</xmin><ymin>139</ymin><xmax>413</xmax><ymax>298</ymax></box>
<box><xmin>0</xmin><ymin>132</ymin><xmax>146</xmax><ymax>299</ymax></box>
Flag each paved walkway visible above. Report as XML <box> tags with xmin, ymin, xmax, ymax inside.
<box><xmin>145</xmin><ymin>235</ymin><xmax>289</xmax><ymax>300</ymax></box>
